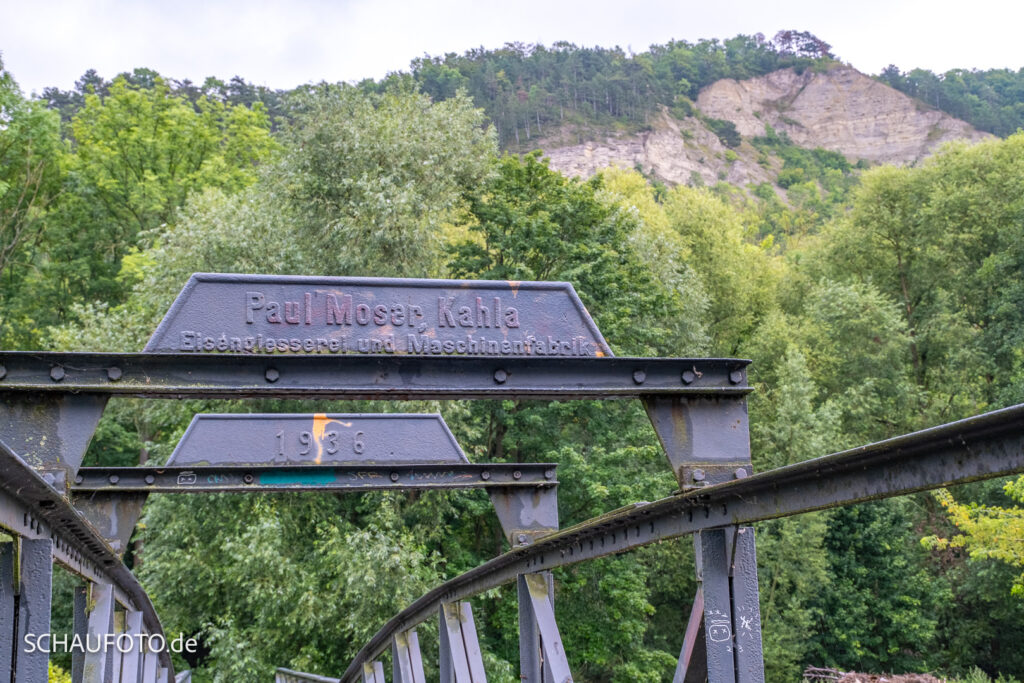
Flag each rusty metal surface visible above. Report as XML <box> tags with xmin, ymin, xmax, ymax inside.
<box><xmin>167</xmin><ymin>413</ymin><xmax>467</xmax><ymax>466</ymax></box>
<box><xmin>337</xmin><ymin>401</ymin><xmax>1024</xmax><ymax>682</ymax></box>
<box><xmin>0</xmin><ymin>353</ymin><xmax>749</xmax><ymax>400</ymax></box>
<box><xmin>0</xmin><ymin>437</ymin><xmax>173</xmax><ymax>675</ymax></box>
<box><xmin>146</xmin><ymin>273</ymin><xmax>613</xmax><ymax>357</ymax></box>
<box><xmin>72</xmin><ymin>463</ymin><xmax>557</xmax><ymax>493</ymax></box>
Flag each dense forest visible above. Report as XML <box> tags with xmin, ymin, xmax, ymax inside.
<box><xmin>1</xmin><ymin>30</ymin><xmax>1024</xmax><ymax>683</ymax></box>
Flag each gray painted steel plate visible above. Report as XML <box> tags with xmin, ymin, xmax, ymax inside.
<box><xmin>167</xmin><ymin>413</ymin><xmax>467</xmax><ymax>466</ymax></box>
<box><xmin>146</xmin><ymin>273</ymin><xmax>612</xmax><ymax>357</ymax></box>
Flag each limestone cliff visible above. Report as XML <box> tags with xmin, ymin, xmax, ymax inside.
<box><xmin>696</xmin><ymin>65</ymin><xmax>989</xmax><ymax>165</ymax></box>
<box><xmin>539</xmin><ymin>65</ymin><xmax>989</xmax><ymax>187</ymax></box>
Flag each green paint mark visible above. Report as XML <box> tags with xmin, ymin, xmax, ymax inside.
<box><xmin>259</xmin><ymin>470</ymin><xmax>336</xmax><ymax>487</ymax></box>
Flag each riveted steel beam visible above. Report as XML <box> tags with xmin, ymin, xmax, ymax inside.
<box><xmin>72</xmin><ymin>464</ymin><xmax>557</xmax><ymax>493</ymax></box>
<box><xmin>0</xmin><ymin>353</ymin><xmax>749</xmax><ymax>400</ymax></box>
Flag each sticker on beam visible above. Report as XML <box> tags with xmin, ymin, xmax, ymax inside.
<box><xmin>146</xmin><ymin>273</ymin><xmax>612</xmax><ymax>357</ymax></box>
<box><xmin>167</xmin><ymin>413</ymin><xmax>467</xmax><ymax>466</ymax></box>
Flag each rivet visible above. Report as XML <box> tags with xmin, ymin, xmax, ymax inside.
<box><xmin>0</xmin><ymin>365</ymin><xmax>6</xmax><ymax>380</ymax></box>
<box><xmin>692</xmin><ymin>469</ymin><xmax>706</xmax><ymax>482</ymax></box>
<box><xmin>544</xmin><ymin>469</ymin><xmax>556</xmax><ymax>480</ymax></box>
<box><xmin>390</xmin><ymin>472</ymin><xmax>400</xmax><ymax>482</ymax></box>
<box><xmin>265</xmin><ymin>368</ymin><xmax>280</xmax><ymax>383</ymax></box>
<box><xmin>681</xmin><ymin>369</ymin><xmax>696</xmax><ymax>384</ymax></box>
<box><xmin>735</xmin><ymin>468</ymin><xmax>749</xmax><ymax>480</ymax></box>
<box><xmin>493</xmin><ymin>368</ymin><xmax>508</xmax><ymax>384</ymax></box>
<box><xmin>512</xmin><ymin>470</ymin><xmax>522</xmax><ymax>480</ymax></box>
<box><xmin>74</xmin><ymin>475</ymin><xmax>83</xmax><ymax>484</ymax></box>
<box><xmin>144</xmin><ymin>475</ymin><xmax>155</xmax><ymax>485</ymax></box>
<box><xmin>632</xmin><ymin>369</ymin><xmax>646</xmax><ymax>384</ymax></box>
<box><xmin>729</xmin><ymin>369</ymin><xmax>744</xmax><ymax>384</ymax></box>
<box><xmin>243</xmin><ymin>474</ymin><xmax>254</xmax><ymax>484</ymax></box>
<box><xmin>50</xmin><ymin>366</ymin><xmax>65</xmax><ymax>382</ymax></box>
<box><xmin>480</xmin><ymin>471</ymin><xmax>491</xmax><ymax>480</ymax></box>
<box><xmin>516</xmin><ymin>534</ymin><xmax>529</xmax><ymax>545</ymax></box>
<box><xmin>108</xmin><ymin>475</ymin><xmax>119</xmax><ymax>484</ymax></box>
<box><xmin>107</xmin><ymin>366</ymin><xmax>122</xmax><ymax>381</ymax></box>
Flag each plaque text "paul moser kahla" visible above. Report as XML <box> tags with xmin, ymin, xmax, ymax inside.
<box><xmin>145</xmin><ymin>274</ymin><xmax>612</xmax><ymax>357</ymax></box>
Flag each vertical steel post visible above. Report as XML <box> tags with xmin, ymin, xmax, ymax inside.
<box><xmin>141</xmin><ymin>648</ymin><xmax>158</xmax><ymax>683</ymax></box>
<box><xmin>522</xmin><ymin>574</ymin><xmax>572</xmax><ymax>683</ymax></box>
<box><xmin>644</xmin><ymin>391</ymin><xmax>765</xmax><ymax>683</ymax></box>
<box><xmin>392</xmin><ymin>629</ymin><xmax>425</xmax><ymax>683</ymax></box>
<box><xmin>121</xmin><ymin>611</ymin><xmax>145</xmax><ymax>683</ymax></box>
<box><xmin>15</xmin><ymin>537</ymin><xmax>53</xmax><ymax>683</ymax></box>
<box><xmin>440</xmin><ymin>602</ymin><xmax>487</xmax><ymax>682</ymax></box>
<box><xmin>361</xmin><ymin>661</ymin><xmax>385</xmax><ymax>682</ymax></box>
<box><xmin>84</xmin><ymin>582</ymin><xmax>115</xmax><ymax>683</ymax></box>
<box><xmin>488</xmin><ymin>486</ymin><xmax>559</xmax><ymax>683</ymax></box>
<box><xmin>699</xmin><ymin>529</ymin><xmax>737</xmax><ymax>683</ymax></box>
<box><xmin>72</xmin><ymin>584</ymin><xmax>88</xmax><ymax>683</ymax></box>
<box><xmin>730</xmin><ymin>528</ymin><xmax>764</xmax><ymax>683</ymax></box>
<box><xmin>0</xmin><ymin>541</ymin><xmax>15</xmax><ymax>680</ymax></box>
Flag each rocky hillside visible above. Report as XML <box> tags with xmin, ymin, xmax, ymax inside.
<box><xmin>539</xmin><ymin>65</ymin><xmax>990</xmax><ymax>187</ymax></box>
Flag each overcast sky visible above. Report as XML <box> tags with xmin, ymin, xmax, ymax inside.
<box><xmin>1</xmin><ymin>0</ymin><xmax>1021</xmax><ymax>95</ymax></box>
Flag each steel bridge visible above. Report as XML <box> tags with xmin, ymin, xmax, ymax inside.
<box><xmin>0</xmin><ymin>272</ymin><xmax>1020</xmax><ymax>683</ymax></box>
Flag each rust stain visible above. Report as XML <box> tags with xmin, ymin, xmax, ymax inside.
<box><xmin>595</xmin><ymin>350</ymin><xmax>605</xmax><ymax>357</ymax></box>
<box><xmin>507</xmin><ymin>280</ymin><xmax>522</xmax><ymax>298</ymax></box>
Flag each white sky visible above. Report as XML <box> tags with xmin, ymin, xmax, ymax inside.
<box><xmin>1</xmin><ymin>0</ymin><xmax>1021</xmax><ymax>96</ymax></box>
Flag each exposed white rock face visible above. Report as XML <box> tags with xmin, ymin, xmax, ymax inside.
<box><xmin>695</xmin><ymin>65</ymin><xmax>990</xmax><ymax>165</ymax></box>
<box><xmin>542</xmin><ymin>109</ymin><xmax>778</xmax><ymax>188</ymax></box>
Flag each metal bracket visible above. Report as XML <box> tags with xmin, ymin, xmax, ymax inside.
<box><xmin>72</xmin><ymin>493</ymin><xmax>147</xmax><ymax>557</ymax></box>
<box><xmin>643</xmin><ymin>396</ymin><xmax>751</xmax><ymax>489</ymax></box>
<box><xmin>488</xmin><ymin>486</ymin><xmax>558</xmax><ymax>547</ymax></box>
<box><xmin>0</xmin><ymin>392</ymin><xmax>107</xmax><ymax>478</ymax></box>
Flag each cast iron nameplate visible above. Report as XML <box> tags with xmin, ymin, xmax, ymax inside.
<box><xmin>145</xmin><ymin>273</ymin><xmax>612</xmax><ymax>357</ymax></box>
<box><xmin>167</xmin><ymin>413</ymin><xmax>467</xmax><ymax>466</ymax></box>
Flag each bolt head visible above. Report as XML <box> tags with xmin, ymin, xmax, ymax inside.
<box><xmin>243</xmin><ymin>473</ymin><xmax>254</xmax><ymax>484</ymax></box>
<box><xmin>632</xmin><ymin>369</ymin><xmax>646</xmax><ymax>384</ymax></box>
<box><xmin>512</xmin><ymin>470</ymin><xmax>522</xmax><ymax>480</ymax></box>
<box><xmin>50</xmin><ymin>366</ymin><xmax>65</xmax><ymax>381</ymax></box>
<box><xmin>107</xmin><ymin>366</ymin><xmax>123</xmax><ymax>381</ymax></box>
<box><xmin>144</xmin><ymin>475</ymin><xmax>156</xmax><ymax>485</ymax></box>
<box><xmin>681</xmin><ymin>369</ymin><xmax>696</xmax><ymax>384</ymax></box>
<box><xmin>108</xmin><ymin>474</ymin><xmax>119</xmax><ymax>484</ymax></box>
<box><xmin>735</xmin><ymin>468</ymin><xmax>749</xmax><ymax>480</ymax></box>
<box><xmin>729</xmin><ymin>369</ymin><xmax>745</xmax><ymax>384</ymax></box>
<box><xmin>493</xmin><ymin>368</ymin><xmax>508</xmax><ymax>384</ymax></box>
<box><xmin>516</xmin><ymin>534</ymin><xmax>529</xmax><ymax>545</ymax></box>
<box><xmin>265</xmin><ymin>368</ymin><xmax>280</xmax><ymax>383</ymax></box>
<box><xmin>480</xmin><ymin>471</ymin><xmax>491</xmax><ymax>480</ymax></box>
<box><xmin>390</xmin><ymin>472</ymin><xmax>400</xmax><ymax>482</ymax></box>
<box><xmin>692</xmin><ymin>468</ymin><xmax>706</xmax><ymax>482</ymax></box>
<box><xmin>544</xmin><ymin>469</ymin><xmax>556</xmax><ymax>480</ymax></box>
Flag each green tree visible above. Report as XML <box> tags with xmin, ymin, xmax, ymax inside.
<box><xmin>0</xmin><ymin>58</ymin><xmax>63</xmax><ymax>345</ymax></box>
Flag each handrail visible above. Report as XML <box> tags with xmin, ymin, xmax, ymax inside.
<box><xmin>0</xmin><ymin>437</ymin><xmax>175</xmax><ymax>675</ymax></box>
<box><xmin>338</xmin><ymin>402</ymin><xmax>1024</xmax><ymax>682</ymax></box>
